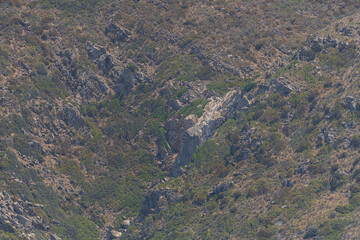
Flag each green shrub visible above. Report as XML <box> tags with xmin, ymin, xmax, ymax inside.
<box><xmin>58</xmin><ymin>158</ymin><xmax>84</xmax><ymax>184</ymax></box>
<box><xmin>246</xmin><ymin>179</ymin><xmax>270</xmax><ymax>198</ymax></box>
<box><xmin>351</xmin><ymin>135</ymin><xmax>360</xmax><ymax>148</ymax></box>
<box><xmin>318</xmin><ymin>219</ymin><xmax>349</xmax><ymax>240</ymax></box>
<box><xmin>178</xmin><ymin>99</ymin><xmax>209</xmax><ymax>118</ymax></box>
<box><xmin>207</xmin><ymin>81</ymin><xmax>230</xmax><ymax>95</ymax></box>
<box><xmin>335</xmin><ymin>204</ymin><xmax>355</xmax><ymax>214</ymax></box>
<box><xmin>58</xmin><ymin>215</ymin><xmax>99</xmax><ymax>240</ymax></box>
<box><xmin>34</xmin><ymin>73</ymin><xmax>68</xmax><ymax>98</ymax></box>
<box><xmin>12</xmin><ymin>135</ymin><xmax>44</xmax><ymax>163</ymax></box>
<box><xmin>257</xmin><ymin>226</ymin><xmax>276</xmax><ymax>239</ymax></box>
<box><xmin>349</xmin><ymin>193</ymin><xmax>360</xmax><ymax>206</ymax></box>
<box><xmin>127</xmin><ymin>63</ymin><xmax>138</xmax><ymax>72</ymax></box>
<box><xmin>0</xmin><ymin>150</ymin><xmax>22</xmax><ymax>171</ymax></box>
<box><xmin>242</xmin><ymin>82</ymin><xmax>257</xmax><ymax>92</ymax></box>
<box><xmin>170</xmin><ymin>86</ymin><xmax>187</xmax><ymax>99</ymax></box>
<box><xmin>36</xmin><ymin>63</ymin><xmax>48</xmax><ymax>75</ymax></box>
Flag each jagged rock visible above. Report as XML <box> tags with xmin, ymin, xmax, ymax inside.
<box><xmin>85</xmin><ymin>42</ymin><xmax>106</xmax><ymax>60</ymax></box>
<box><xmin>293</xmin><ymin>47</ymin><xmax>315</xmax><ymax>61</ymax></box>
<box><xmin>111</xmin><ymin>67</ymin><xmax>148</xmax><ymax>95</ymax></box>
<box><xmin>170</xmin><ymin>90</ymin><xmax>252</xmax><ymax>176</ymax></box>
<box><xmin>139</xmin><ymin>190</ymin><xmax>165</xmax><ymax>220</ymax></box>
<box><xmin>167</xmin><ymin>99</ymin><xmax>182</xmax><ymax>111</ymax></box>
<box><xmin>304</xmin><ymin>226</ymin><xmax>319</xmax><ymax>238</ymax></box>
<box><xmin>62</xmin><ymin>105</ymin><xmax>87</xmax><ymax>130</ymax></box>
<box><xmin>338</xmin><ymin>40</ymin><xmax>348</xmax><ymax>52</ymax></box>
<box><xmin>105</xmin><ymin>23</ymin><xmax>130</xmax><ymax>43</ymax></box>
<box><xmin>323</xmin><ymin>35</ymin><xmax>337</xmax><ymax>48</ymax></box>
<box><xmin>165</xmin><ymin>191</ymin><xmax>182</xmax><ymax>203</ymax></box>
<box><xmin>208</xmin><ymin>181</ymin><xmax>233</xmax><ymax>199</ymax></box>
<box><xmin>50</xmin><ymin>234</ymin><xmax>62</xmax><ymax>240</ymax></box>
<box><xmin>295</xmin><ymin>165</ymin><xmax>308</xmax><ymax>175</ymax></box>
<box><xmin>17</xmin><ymin>215</ymin><xmax>31</xmax><ymax>227</ymax></box>
<box><xmin>310</xmin><ymin>39</ymin><xmax>322</xmax><ymax>52</ymax></box>
<box><xmin>293</xmin><ymin>35</ymin><xmax>351</xmax><ymax>62</ymax></box>
<box><xmin>256</xmin><ymin>84</ymin><xmax>269</xmax><ymax>95</ymax></box>
<box><xmin>235</xmin><ymin>148</ymin><xmax>251</xmax><ymax>162</ymax></box>
<box><xmin>271</xmin><ymin>78</ymin><xmax>294</xmax><ymax>96</ymax></box>
<box><xmin>165</xmin><ymin>116</ymin><xmax>197</xmax><ymax>152</ymax></box>
<box><xmin>62</xmin><ymin>69</ymin><xmax>109</xmax><ymax>101</ymax></box>
<box><xmin>12</xmin><ymin>203</ymin><xmax>22</xmax><ymax>214</ymax></box>
<box><xmin>159</xmin><ymin>87</ymin><xmax>171</xmax><ymax>99</ymax></box>
<box><xmin>31</xmin><ymin>217</ymin><xmax>45</xmax><ymax>230</ymax></box>
<box><xmin>139</xmin><ymin>189</ymin><xmax>182</xmax><ymax>221</ymax></box>
<box><xmin>340</xmin><ymin>27</ymin><xmax>353</xmax><ymax>37</ymax></box>
<box><xmin>0</xmin><ymin>221</ymin><xmax>15</xmax><ymax>233</ymax></box>
<box><xmin>281</xmin><ymin>179</ymin><xmax>294</xmax><ymax>188</ymax></box>
<box><xmin>330</xmin><ymin>169</ymin><xmax>346</xmax><ymax>191</ymax></box>
<box><xmin>343</xmin><ymin>96</ymin><xmax>358</xmax><ymax>111</ymax></box>
<box><xmin>98</xmin><ymin>54</ymin><xmax>115</xmax><ymax>74</ymax></box>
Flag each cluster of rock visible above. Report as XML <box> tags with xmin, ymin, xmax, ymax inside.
<box><xmin>207</xmin><ymin>181</ymin><xmax>233</xmax><ymax>199</ymax></box>
<box><xmin>85</xmin><ymin>41</ymin><xmax>149</xmax><ymax>96</ymax></box>
<box><xmin>164</xmin><ymin>76</ymin><xmax>299</xmax><ymax>176</ymax></box>
<box><xmin>342</xmin><ymin>96</ymin><xmax>360</xmax><ymax>112</ymax></box>
<box><xmin>0</xmin><ymin>191</ymin><xmax>48</xmax><ymax>239</ymax></box>
<box><xmin>230</xmin><ymin>128</ymin><xmax>263</xmax><ymax>162</ymax></box>
<box><xmin>138</xmin><ymin>188</ymin><xmax>182</xmax><ymax>221</ymax></box>
<box><xmin>166</xmin><ymin>89</ymin><xmax>251</xmax><ymax>176</ymax></box>
<box><xmin>56</xmin><ymin>46</ymin><xmax>109</xmax><ymax>102</ymax></box>
<box><xmin>293</xmin><ymin>35</ymin><xmax>353</xmax><ymax>61</ymax></box>
<box><xmin>105</xmin><ymin>23</ymin><xmax>130</xmax><ymax>43</ymax></box>
<box><xmin>54</xmin><ymin>23</ymin><xmax>145</xmax><ymax>103</ymax></box>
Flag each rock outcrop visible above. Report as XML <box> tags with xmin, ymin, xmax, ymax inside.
<box><xmin>271</xmin><ymin>78</ymin><xmax>295</xmax><ymax>96</ymax></box>
<box><xmin>105</xmin><ymin>23</ymin><xmax>130</xmax><ymax>43</ymax></box>
<box><xmin>73</xmin><ymin>70</ymin><xmax>109</xmax><ymax>101</ymax></box>
<box><xmin>61</xmin><ymin>105</ymin><xmax>87</xmax><ymax>130</ymax></box>
<box><xmin>0</xmin><ymin>191</ymin><xmax>47</xmax><ymax>239</ymax></box>
<box><xmin>85</xmin><ymin>42</ymin><xmax>106</xmax><ymax>60</ymax></box>
<box><xmin>111</xmin><ymin>67</ymin><xmax>149</xmax><ymax>95</ymax></box>
<box><xmin>293</xmin><ymin>35</ymin><xmax>353</xmax><ymax>61</ymax></box>
<box><xmin>169</xmin><ymin>90</ymin><xmax>252</xmax><ymax>176</ymax></box>
<box><xmin>138</xmin><ymin>189</ymin><xmax>182</xmax><ymax>221</ymax></box>
<box><xmin>207</xmin><ymin>181</ymin><xmax>234</xmax><ymax>199</ymax></box>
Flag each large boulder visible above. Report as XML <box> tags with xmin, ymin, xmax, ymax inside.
<box><xmin>85</xmin><ymin>42</ymin><xmax>106</xmax><ymax>60</ymax></box>
<box><xmin>271</xmin><ymin>78</ymin><xmax>294</xmax><ymax>96</ymax></box>
<box><xmin>97</xmin><ymin>54</ymin><xmax>115</xmax><ymax>74</ymax></box>
<box><xmin>62</xmin><ymin>105</ymin><xmax>87</xmax><ymax>130</ymax></box>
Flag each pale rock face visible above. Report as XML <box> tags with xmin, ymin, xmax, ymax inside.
<box><xmin>172</xmin><ymin>90</ymin><xmax>251</xmax><ymax>176</ymax></box>
<box><xmin>110</xmin><ymin>230</ymin><xmax>123</xmax><ymax>238</ymax></box>
<box><xmin>123</xmin><ymin>219</ymin><xmax>131</xmax><ymax>227</ymax></box>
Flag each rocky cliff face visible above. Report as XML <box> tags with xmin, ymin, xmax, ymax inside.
<box><xmin>170</xmin><ymin>90</ymin><xmax>251</xmax><ymax>176</ymax></box>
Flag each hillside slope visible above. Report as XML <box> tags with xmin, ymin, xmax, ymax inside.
<box><xmin>1</xmin><ymin>0</ymin><xmax>360</xmax><ymax>239</ymax></box>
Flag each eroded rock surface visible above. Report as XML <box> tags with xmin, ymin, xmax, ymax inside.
<box><xmin>170</xmin><ymin>90</ymin><xmax>251</xmax><ymax>176</ymax></box>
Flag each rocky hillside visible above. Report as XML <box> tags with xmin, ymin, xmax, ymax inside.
<box><xmin>2</xmin><ymin>0</ymin><xmax>360</xmax><ymax>239</ymax></box>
